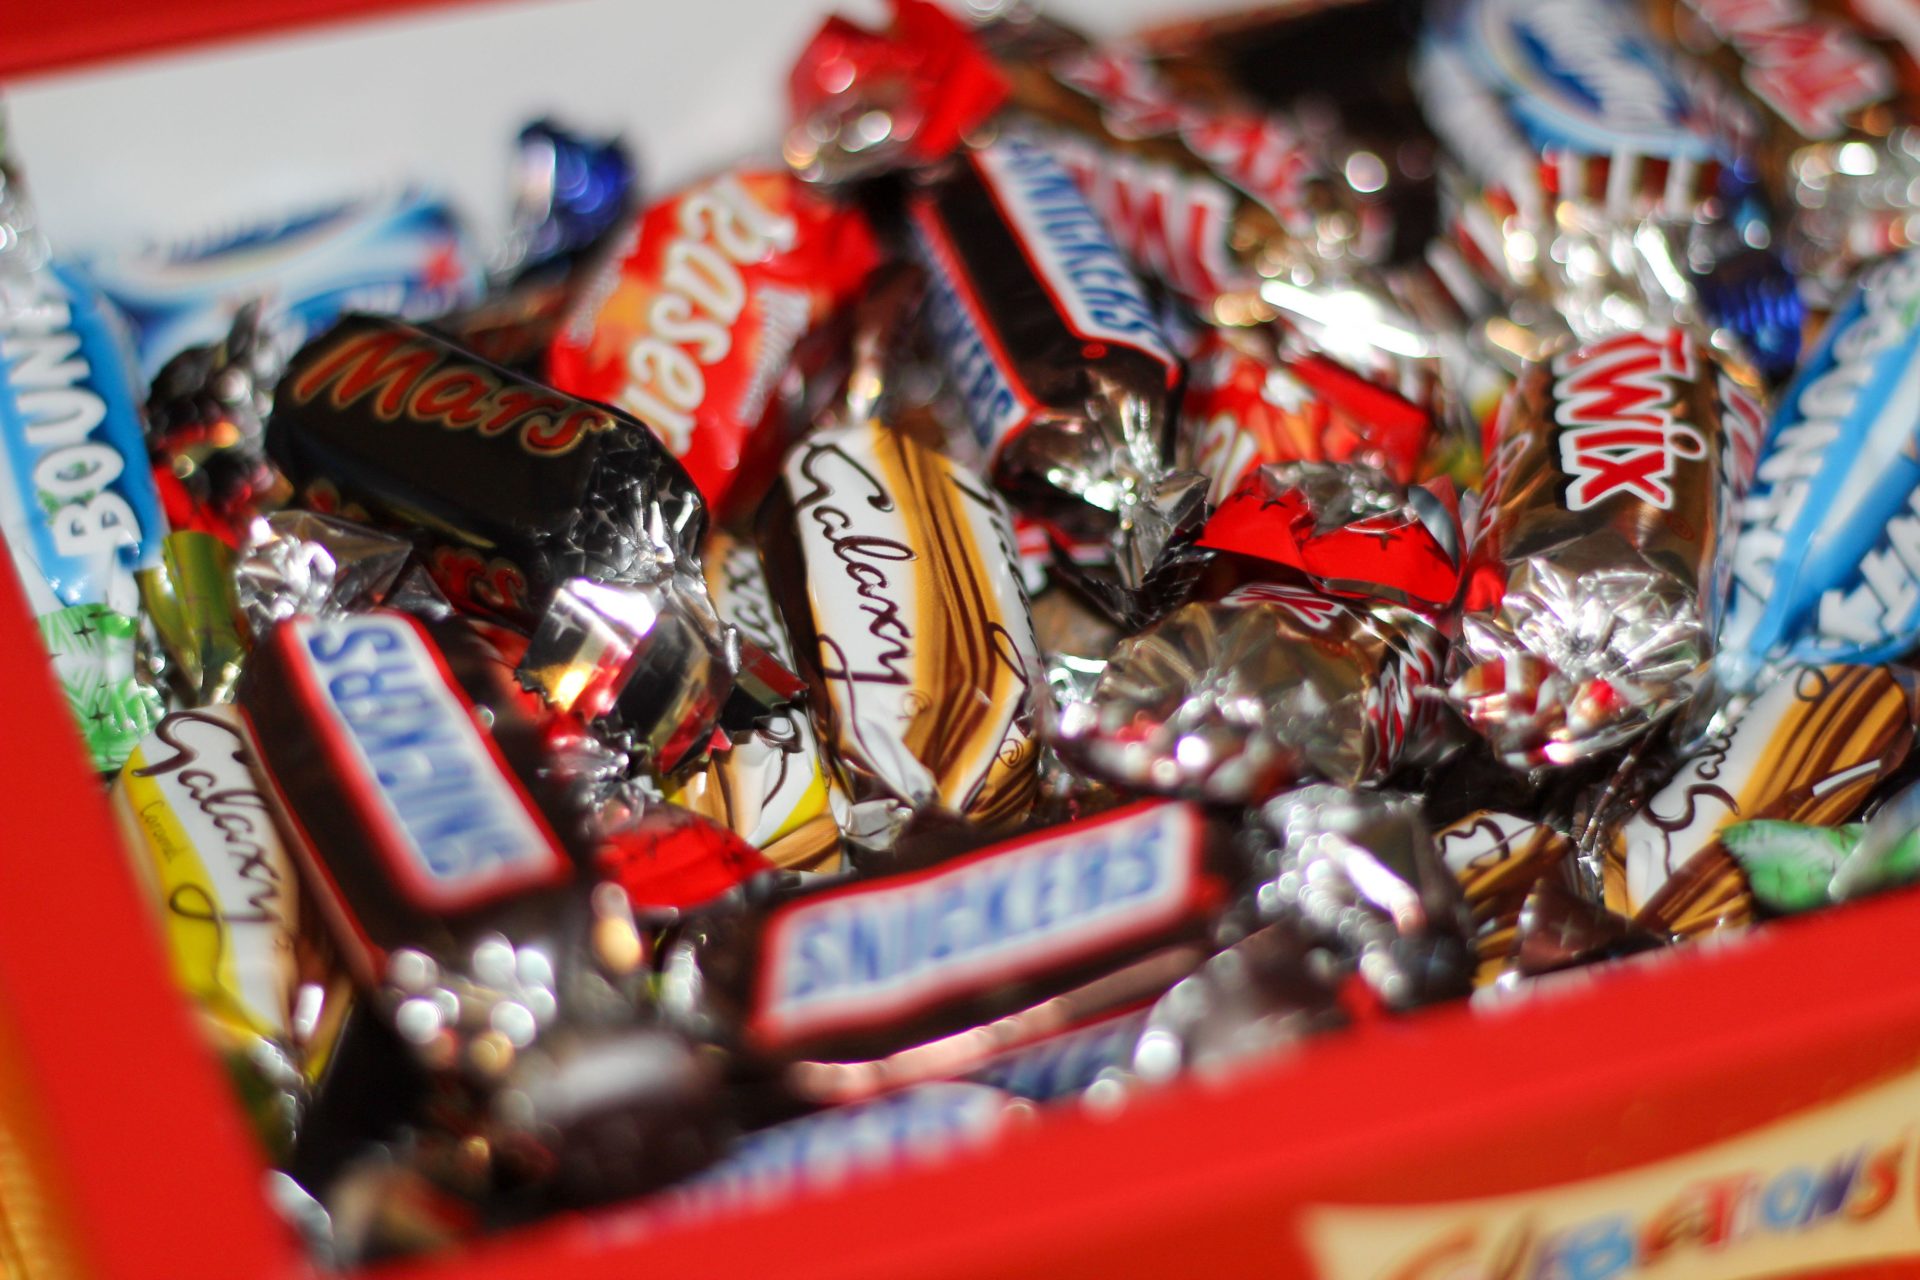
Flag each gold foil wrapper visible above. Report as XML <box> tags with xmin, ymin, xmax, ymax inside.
<box><xmin>1607</xmin><ymin>664</ymin><xmax>1920</xmax><ymax>936</ymax></box>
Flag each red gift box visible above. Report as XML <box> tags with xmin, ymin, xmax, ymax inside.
<box><xmin>8</xmin><ymin>6</ymin><xmax>1920</xmax><ymax>1279</ymax></box>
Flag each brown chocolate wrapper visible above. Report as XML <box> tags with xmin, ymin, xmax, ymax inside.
<box><xmin>1435</xmin><ymin>808</ymin><xmax>1576</xmax><ymax>986</ymax></box>
<box><xmin>1605</xmin><ymin>663</ymin><xmax>1920</xmax><ymax>936</ymax></box>
<box><xmin>1452</xmin><ymin>327</ymin><xmax>1767</xmax><ymax>766</ymax></box>
<box><xmin>759</xmin><ymin>412</ymin><xmax>1042</xmax><ymax>849</ymax></box>
<box><xmin>671</xmin><ymin>800</ymin><xmax>1240</xmax><ymax>1077</ymax></box>
<box><xmin>1052</xmin><ymin>578</ymin><xmax>1449</xmax><ymax>804</ymax></box>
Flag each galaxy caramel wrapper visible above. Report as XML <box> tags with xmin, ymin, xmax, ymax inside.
<box><xmin>1606</xmin><ymin>663</ymin><xmax>1920</xmax><ymax>936</ymax></box>
<box><xmin>668</xmin><ymin>532</ymin><xmax>845</xmax><ymax>873</ymax></box>
<box><xmin>760</xmin><ymin>413</ymin><xmax>1041</xmax><ymax>846</ymax></box>
<box><xmin>1435</xmin><ymin>808</ymin><xmax>1577</xmax><ymax>985</ymax></box>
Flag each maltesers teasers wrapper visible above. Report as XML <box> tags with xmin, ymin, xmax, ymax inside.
<box><xmin>667</xmin><ymin>532</ymin><xmax>845</xmax><ymax>873</ymax></box>
<box><xmin>1452</xmin><ymin>325</ymin><xmax>1768</xmax><ymax>766</ymax></box>
<box><xmin>1053</xmin><ymin>577</ymin><xmax>1450</xmax><ymax>805</ymax></box>
<box><xmin>761</xmin><ymin>412</ymin><xmax>1041</xmax><ymax>846</ymax></box>
<box><xmin>1180</xmin><ymin>324</ymin><xmax>1433</xmax><ymax>506</ymax></box>
<box><xmin>1605</xmin><ymin>663</ymin><xmax>1920</xmax><ymax>936</ymax></box>
<box><xmin>547</xmin><ymin>168</ymin><xmax>880</xmax><ymax>518</ymax></box>
<box><xmin>910</xmin><ymin>127</ymin><xmax>1207</xmax><ymax>626</ymax></box>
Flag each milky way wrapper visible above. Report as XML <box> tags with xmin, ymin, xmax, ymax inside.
<box><xmin>672</xmin><ymin>800</ymin><xmax>1239</xmax><ymax>1079</ymax></box>
<box><xmin>1435</xmin><ymin>808</ymin><xmax>1576</xmax><ymax>986</ymax></box>
<box><xmin>761</xmin><ymin>415</ymin><xmax>1041</xmax><ymax>847</ymax></box>
<box><xmin>1719</xmin><ymin>249</ymin><xmax>1920</xmax><ymax>689</ymax></box>
<box><xmin>1604</xmin><ymin>663</ymin><xmax>1920</xmax><ymax>936</ymax></box>
<box><xmin>1054</xmin><ymin>579</ymin><xmax>1450</xmax><ymax>804</ymax></box>
<box><xmin>909</xmin><ymin>127</ymin><xmax>1207</xmax><ymax>627</ymax></box>
<box><xmin>667</xmin><ymin>532</ymin><xmax>844</xmax><ymax>873</ymax></box>
<box><xmin>1452</xmin><ymin>326</ymin><xmax>1768</xmax><ymax>766</ymax></box>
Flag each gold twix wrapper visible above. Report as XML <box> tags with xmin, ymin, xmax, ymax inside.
<box><xmin>762</xmin><ymin>416</ymin><xmax>1042</xmax><ymax>847</ymax></box>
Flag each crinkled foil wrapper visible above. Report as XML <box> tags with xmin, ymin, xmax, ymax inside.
<box><xmin>1053</xmin><ymin>583</ymin><xmax>1448</xmax><ymax>804</ymax></box>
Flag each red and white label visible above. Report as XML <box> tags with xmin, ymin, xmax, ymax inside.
<box><xmin>1551</xmin><ymin>328</ymin><xmax>1707</xmax><ymax>512</ymax></box>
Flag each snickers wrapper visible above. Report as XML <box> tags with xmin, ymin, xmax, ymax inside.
<box><xmin>911</xmin><ymin>128</ymin><xmax>1207</xmax><ymax>627</ymax></box>
<box><xmin>1452</xmin><ymin>326</ymin><xmax>1767</xmax><ymax>766</ymax></box>
<box><xmin>238</xmin><ymin>610</ymin><xmax>614</xmax><ymax>1080</ymax></box>
<box><xmin>761</xmin><ymin>414</ymin><xmax>1041</xmax><ymax>845</ymax></box>
<box><xmin>1606</xmin><ymin>663</ymin><xmax>1919</xmax><ymax>936</ymax></box>
<box><xmin>682</xmin><ymin>799</ymin><xmax>1238</xmax><ymax>1070</ymax></box>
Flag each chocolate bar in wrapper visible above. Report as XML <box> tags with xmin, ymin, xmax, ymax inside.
<box><xmin>1452</xmin><ymin>326</ymin><xmax>1767</xmax><ymax>765</ymax></box>
<box><xmin>1413</xmin><ymin>0</ymin><xmax>1745</xmax><ymax>335</ymax></box>
<box><xmin>1435</xmin><ymin>808</ymin><xmax>1577</xmax><ymax>985</ymax></box>
<box><xmin>667</xmin><ymin>532</ymin><xmax>845</xmax><ymax>873</ymax></box>
<box><xmin>1605</xmin><ymin>663</ymin><xmax>1919</xmax><ymax>935</ymax></box>
<box><xmin>673</xmin><ymin>800</ymin><xmax>1237</xmax><ymax>1078</ymax></box>
<box><xmin>1720</xmin><ymin>249</ymin><xmax>1920</xmax><ymax>688</ymax></box>
<box><xmin>267</xmin><ymin>315</ymin><xmax>707</xmax><ymax>630</ymax></box>
<box><xmin>910</xmin><ymin>128</ymin><xmax>1206</xmax><ymax>625</ymax></box>
<box><xmin>761</xmin><ymin>413</ymin><xmax>1040</xmax><ymax>847</ymax></box>
<box><xmin>239</xmin><ymin>609</ymin><xmax>720</xmax><ymax>1202</ymax></box>
<box><xmin>1053</xmin><ymin>579</ymin><xmax>1449</xmax><ymax>804</ymax></box>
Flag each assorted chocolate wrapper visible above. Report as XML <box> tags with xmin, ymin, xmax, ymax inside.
<box><xmin>36</xmin><ymin>0</ymin><xmax>1920</xmax><ymax>1258</ymax></box>
<box><xmin>1452</xmin><ymin>325</ymin><xmax>1767</xmax><ymax>765</ymax></box>
<box><xmin>1720</xmin><ymin>248</ymin><xmax>1920</xmax><ymax>687</ymax></box>
<box><xmin>761</xmin><ymin>409</ymin><xmax>1042</xmax><ymax>845</ymax></box>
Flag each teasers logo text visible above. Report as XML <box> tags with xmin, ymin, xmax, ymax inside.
<box><xmin>615</xmin><ymin>175</ymin><xmax>801</xmax><ymax>456</ymax></box>
<box><xmin>289</xmin><ymin>327</ymin><xmax>614</xmax><ymax>457</ymax></box>
<box><xmin>1552</xmin><ymin>329</ymin><xmax>1706</xmax><ymax>512</ymax></box>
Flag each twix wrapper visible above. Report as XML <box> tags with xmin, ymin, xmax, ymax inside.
<box><xmin>1452</xmin><ymin>326</ymin><xmax>1768</xmax><ymax>765</ymax></box>
<box><xmin>667</xmin><ymin>532</ymin><xmax>845</xmax><ymax>874</ymax></box>
<box><xmin>1606</xmin><ymin>663</ymin><xmax>1920</xmax><ymax>936</ymax></box>
<box><xmin>760</xmin><ymin>412</ymin><xmax>1042</xmax><ymax>848</ymax></box>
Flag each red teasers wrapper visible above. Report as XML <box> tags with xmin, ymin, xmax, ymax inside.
<box><xmin>548</xmin><ymin>169</ymin><xmax>881</xmax><ymax>517</ymax></box>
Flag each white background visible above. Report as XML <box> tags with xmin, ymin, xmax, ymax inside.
<box><xmin>6</xmin><ymin>0</ymin><xmax>1204</xmax><ymax>259</ymax></box>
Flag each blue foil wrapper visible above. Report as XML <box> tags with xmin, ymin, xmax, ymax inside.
<box><xmin>503</xmin><ymin>120</ymin><xmax>637</xmax><ymax>280</ymax></box>
<box><xmin>0</xmin><ymin>258</ymin><xmax>167</xmax><ymax>769</ymax></box>
<box><xmin>1720</xmin><ymin>249</ymin><xmax>1920</xmax><ymax>685</ymax></box>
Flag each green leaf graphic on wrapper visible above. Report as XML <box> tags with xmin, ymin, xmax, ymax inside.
<box><xmin>38</xmin><ymin>603</ymin><xmax>164</xmax><ymax>772</ymax></box>
<box><xmin>1723</xmin><ymin>820</ymin><xmax>1920</xmax><ymax>914</ymax></box>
